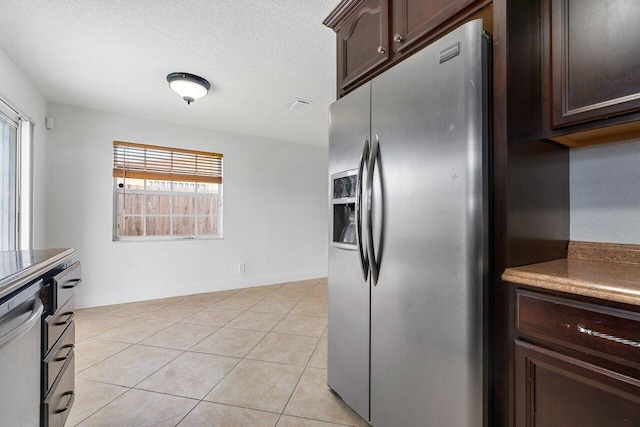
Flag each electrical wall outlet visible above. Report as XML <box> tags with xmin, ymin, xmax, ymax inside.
<box><xmin>239</xmin><ymin>263</ymin><xmax>246</xmax><ymax>273</ymax></box>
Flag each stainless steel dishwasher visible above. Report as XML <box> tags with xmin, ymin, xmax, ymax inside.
<box><xmin>0</xmin><ymin>280</ymin><xmax>43</xmax><ymax>427</ymax></box>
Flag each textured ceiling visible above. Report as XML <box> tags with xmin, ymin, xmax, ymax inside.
<box><xmin>0</xmin><ymin>0</ymin><xmax>340</xmax><ymax>147</ymax></box>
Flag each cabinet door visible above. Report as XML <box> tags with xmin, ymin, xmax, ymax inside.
<box><xmin>515</xmin><ymin>340</ymin><xmax>640</xmax><ymax>427</ymax></box>
<box><xmin>544</xmin><ymin>0</ymin><xmax>640</xmax><ymax>128</ymax></box>
<box><xmin>393</xmin><ymin>0</ymin><xmax>480</xmax><ymax>53</ymax></box>
<box><xmin>337</xmin><ymin>0</ymin><xmax>390</xmax><ymax>92</ymax></box>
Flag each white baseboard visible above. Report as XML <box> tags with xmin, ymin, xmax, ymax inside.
<box><xmin>75</xmin><ymin>269</ymin><xmax>328</xmax><ymax>309</ymax></box>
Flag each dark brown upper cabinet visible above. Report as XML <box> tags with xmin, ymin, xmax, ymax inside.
<box><xmin>393</xmin><ymin>0</ymin><xmax>480</xmax><ymax>54</ymax></box>
<box><xmin>542</xmin><ymin>0</ymin><xmax>640</xmax><ymax>143</ymax></box>
<box><xmin>325</xmin><ymin>0</ymin><xmax>491</xmax><ymax>97</ymax></box>
<box><xmin>324</xmin><ymin>0</ymin><xmax>390</xmax><ymax>94</ymax></box>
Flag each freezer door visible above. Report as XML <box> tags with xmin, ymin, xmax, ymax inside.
<box><xmin>370</xmin><ymin>20</ymin><xmax>488</xmax><ymax>427</ymax></box>
<box><xmin>328</xmin><ymin>82</ymin><xmax>371</xmax><ymax>421</ymax></box>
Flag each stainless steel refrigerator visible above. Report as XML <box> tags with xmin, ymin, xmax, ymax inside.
<box><xmin>328</xmin><ymin>19</ymin><xmax>490</xmax><ymax>426</ymax></box>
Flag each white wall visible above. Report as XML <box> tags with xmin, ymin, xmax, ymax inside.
<box><xmin>0</xmin><ymin>47</ymin><xmax>48</xmax><ymax>248</ymax></box>
<box><xmin>46</xmin><ymin>103</ymin><xmax>328</xmax><ymax>308</ymax></box>
<box><xmin>570</xmin><ymin>137</ymin><xmax>640</xmax><ymax>244</ymax></box>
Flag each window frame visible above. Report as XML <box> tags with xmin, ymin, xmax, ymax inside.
<box><xmin>112</xmin><ymin>141</ymin><xmax>223</xmax><ymax>242</ymax></box>
<box><xmin>0</xmin><ymin>98</ymin><xmax>33</xmax><ymax>251</ymax></box>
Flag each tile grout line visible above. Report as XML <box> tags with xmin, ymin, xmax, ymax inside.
<box><xmin>174</xmin><ymin>282</ymin><xmax>299</xmax><ymax>426</ymax></box>
<box><xmin>138</xmin><ymin>302</ymin><xmax>209</xmax><ymax>321</ymax></box>
<box><xmin>196</xmin><ymin>282</ymin><xmax>316</xmax><ymax>424</ymax></box>
<box><xmin>83</xmin><ymin>315</ymin><xmax>180</xmax><ymax>345</ymax></box>
<box><xmin>74</xmin><ymin>341</ymin><xmax>134</xmax><ymax>375</ymax></box>
<box><xmin>66</xmin><ymin>379</ymin><xmax>129</xmax><ymax>427</ymax></box>
<box><xmin>175</xmin><ymin>286</ymin><xmax>297</xmax><ymax>422</ymax></box>
<box><xmin>73</xmin><ymin>280</ymin><xmax>328</xmax><ymax>426</ymax></box>
<box><xmin>75</xmin><ymin>316</ymin><xmax>136</xmax><ymax>343</ymax></box>
<box><xmin>74</xmin><ymin>310</ymin><xmax>198</xmax><ymax>378</ymax></box>
<box><xmin>73</xmin><ymin>294</ymin><xmax>227</xmax><ymax>425</ymax></box>
<box><xmin>278</xmin><ymin>414</ymin><xmax>357</xmax><ymax>427</ymax></box>
<box><xmin>274</xmin><ymin>280</ymin><xmax>323</xmax><ymax>426</ymax></box>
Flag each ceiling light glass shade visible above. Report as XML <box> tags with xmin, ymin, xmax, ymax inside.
<box><xmin>167</xmin><ymin>72</ymin><xmax>211</xmax><ymax>104</ymax></box>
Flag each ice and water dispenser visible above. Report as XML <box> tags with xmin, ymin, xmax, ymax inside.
<box><xmin>331</xmin><ymin>170</ymin><xmax>357</xmax><ymax>248</ymax></box>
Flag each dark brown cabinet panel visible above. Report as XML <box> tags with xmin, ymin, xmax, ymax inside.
<box><xmin>328</xmin><ymin>0</ymin><xmax>390</xmax><ymax>93</ymax></box>
<box><xmin>42</xmin><ymin>323</ymin><xmax>75</xmax><ymax>393</ymax></box>
<box><xmin>51</xmin><ymin>261</ymin><xmax>81</xmax><ymax>313</ymax></box>
<box><xmin>516</xmin><ymin>290</ymin><xmax>640</xmax><ymax>368</ymax></box>
<box><xmin>43</xmin><ymin>296</ymin><xmax>74</xmax><ymax>351</ymax></box>
<box><xmin>543</xmin><ymin>0</ymin><xmax>640</xmax><ymax>129</ymax></box>
<box><xmin>325</xmin><ymin>0</ymin><xmax>490</xmax><ymax>97</ymax></box>
<box><xmin>393</xmin><ymin>0</ymin><xmax>479</xmax><ymax>52</ymax></box>
<box><xmin>42</xmin><ymin>261</ymin><xmax>79</xmax><ymax>427</ymax></box>
<box><xmin>513</xmin><ymin>286</ymin><xmax>640</xmax><ymax>426</ymax></box>
<box><xmin>42</xmin><ymin>356</ymin><xmax>75</xmax><ymax>427</ymax></box>
<box><xmin>515</xmin><ymin>340</ymin><xmax>640</xmax><ymax>427</ymax></box>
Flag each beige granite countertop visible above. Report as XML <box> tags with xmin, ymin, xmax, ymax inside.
<box><xmin>502</xmin><ymin>241</ymin><xmax>640</xmax><ymax>306</ymax></box>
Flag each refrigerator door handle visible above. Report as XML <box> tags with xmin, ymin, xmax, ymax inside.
<box><xmin>356</xmin><ymin>137</ymin><xmax>370</xmax><ymax>281</ymax></box>
<box><xmin>367</xmin><ymin>135</ymin><xmax>380</xmax><ymax>285</ymax></box>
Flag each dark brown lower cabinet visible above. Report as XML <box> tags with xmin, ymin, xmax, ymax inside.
<box><xmin>515</xmin><ymin>340</ymin><xmax>640</xmax><ymax>427</ymax></box>
<box><xmin>514</xmin><ymin>287</ymin><xmax>640</xmax><ymax>426</ymax></box>
<box><xmin>42</xmin><ymin>356</ymin><xmax>75</xmax><ymax>427</ymax></box>
<box><xmin>42</xmin><ymin>261</ymin><xmax>79</xmax><ymax>427</ymax></box>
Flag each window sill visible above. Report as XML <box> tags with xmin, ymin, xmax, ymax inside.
<box><xmin>113</xmin><ymin>235</ymin><xmax>223</xmax><ymax>243</ymax></box>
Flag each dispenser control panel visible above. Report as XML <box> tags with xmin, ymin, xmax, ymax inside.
<box><xmin>331</xmin><ymin>170</ymin><xmax>357</xmax><ymax>249</ymax></box>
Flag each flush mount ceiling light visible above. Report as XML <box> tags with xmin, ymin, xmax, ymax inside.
<box><xmin>166</xmin><ymin>72</ymin><xmax>211</xmax><ymax>105</ymax></box>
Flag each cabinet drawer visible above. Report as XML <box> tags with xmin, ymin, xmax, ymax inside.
<box><xmin>43</xmin><ymin>322</ymin><xmax>74</xmax><ymax>394</ymax></box>
<box><xmin>516</xmin><ymin>290</ymin><xmax>640</xmax><ymax>366</ymax></box>
<box><xmin>43</xmin><ymin>297</ymin><xmax>75</xmax><ymax>352</ymax></box>
<box><xmin>42</xmin><ymin>355</ymin><xmax>75</xmax><ymax>427</ymax></box>
<box><xmin>52</xmin><ymin>261</ymin><xmax>81</xmax><ymax>312</ymax></box>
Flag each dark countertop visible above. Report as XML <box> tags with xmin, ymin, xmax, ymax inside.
<box><xmin>0</xmin><ymin>248</ymin><xmax>76</xmax><ymax>301</ymax></box>
<box><xmin>503</xmin><ymin>241</ymin><xmax>640</xmax><ymax>307</ymax></box>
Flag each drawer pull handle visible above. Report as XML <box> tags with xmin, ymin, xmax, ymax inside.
<box><xmin>54</xmin><ymin>311</ymin><xmax>75</xmax><ymax>326</ymax></box>
<box><xmin>54</xmin><ymin>344</ymin><xmax>75</xmax><ymax>362</ymax></box>
<box><xmin>577</xmin><ymin>325</ymin><xmax>640</xmax><ymax>348</ymax></box>
<box><xmin>55</xmin><ymin>391</ymin><xmax>74</xmax><ymax>414</ymax></box>
<box><xmin>62</xmin><ymin>279</ymin><xmax>82</xmax><ymax>289</ymax></box>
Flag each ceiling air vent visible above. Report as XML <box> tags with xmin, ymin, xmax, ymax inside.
<box><xmin>288</xmin><ymin>98</ymin><xmax>312</xmax><ymax>111</ymax></box>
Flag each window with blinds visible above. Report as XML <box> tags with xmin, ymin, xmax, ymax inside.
<box><xmin>112</xmin><ymin>141</ymin><xmax>223</xmax><ymax>240</ymax></box>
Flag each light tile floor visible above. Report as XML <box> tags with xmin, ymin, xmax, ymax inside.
<box><xmin>68</xmin><ymin>278</ymin><xmax>368</xmax><ymax>427</ymax></box>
